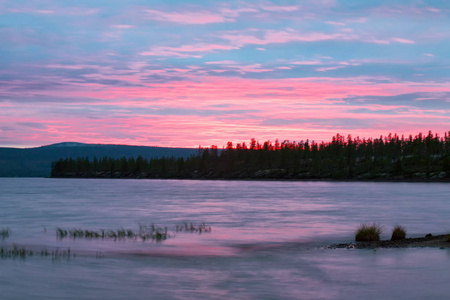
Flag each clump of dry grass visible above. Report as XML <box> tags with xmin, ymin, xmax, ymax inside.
<box><xmin>390</xmin><ymin>225</ymin><xmax>407</xmax><ymax>241</ymax></box>
<box><xmin>355</xmin><ymin>223</ymin><xmax>383</xmax><ymax>242</ymax></box>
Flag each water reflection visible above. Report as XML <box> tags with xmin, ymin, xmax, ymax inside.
<box><xmin>0</xmin><ymin>178</ymin><xmax>449</xmax><ymax>299</ymax></box>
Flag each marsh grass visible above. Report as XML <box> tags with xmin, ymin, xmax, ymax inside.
<box><xmin>138</xmin><ymin>223</ymin><xmax>169</xmax><ymax>241</ymax></box>
<box><xmin>175</xmin><ymin>222</ymin><xmax>212</xmax><ymax>234</ymax></box>
<box><xmin>56</xmin><ymin>222</ymin><xmax>212</xmax><ymax>242</ymax></box>
<box><xmin>0</xmin><ymin>245</ymin><xmax>72</xmax><ymax>261</ymax></box>
<box><xmin>391</xmin><ymin>225</ymin><xmax>407</xmax><ymax>241</ymax></box>
<box><xmin>0</xmin><ymin>245</ymin><xmax>31</xmax><ymax>259</ymax></box>
<box><xmin>56</xmin><ymin>223</ymin><xmax>173</xmax><ymax>242</ymax></box>
<box><xmin>1</xmin><ymin>228</ymin><xmax>11</xmax><ymax>240</ymax></box>
<box><xmin>355</xmin><ymin>223</ymin><xmax>383</xmax><ymax>242</ymax></box>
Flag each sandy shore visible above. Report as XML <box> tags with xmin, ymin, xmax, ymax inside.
<box><xmin>327</xmin><ymin>234</ymin><xmax>450</xmax><ymax>249</ymax></box>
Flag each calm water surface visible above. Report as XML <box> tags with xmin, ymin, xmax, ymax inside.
<box><xmin>0</xmin><ymin>178</ymin><xmax>449</xmax><ymax>299</ymax></box>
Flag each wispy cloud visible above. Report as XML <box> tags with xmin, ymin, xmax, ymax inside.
<box><xmin>390</xmin><ymin>38</ymin><xmax>415</xmax><ymax>44</ymax></box>
<box><xmin>6</xmin><ymin>6</ymin><xmax>100</xmax><ymax>16</ymax></box>
<box><xmin>144</xmin><ymin>9</ymin><xmax>232</xmax><ymax>24</ymax></box>
<box><xmin>326</xmin><ymin>21</ymin><xmax>345</xmax><ymax>26</ymax></box>
<box><xmin>292</xmin><ymin>60</ymin><xmax>323</xmax><ymax>65</ymax></box>
<box><xmin>219</xmin><ymin>28</ymin><xmax>418</xmax><ymax>47</ymax></box>
<box><xmin>111</xmin><ymin>24</ymin><xmax>135</xmax><ymax>29</ymax></box>
<box><xmin>260</xmin><ymin>5</ymin><xmax>300</xmax><ymax>12</ymax></box>
<box><xmin>316</xmin><ymin>66</ymin><xmax>346</xmax><ymax>72</ymax></box>
<box><xmin>140</xmin><ymin>43</ymin><xmax>239</xmax><ymax>58</ymax></box>
<box><xmin>35</xmin><ymin>10</ymin><xmax>54</xmax><ymax>14</ymax></box>
<box><xmin>206</xmin><ymin>61</ymin><xmax>274</xmax><ymax>74</ymax></box>
<box><xmin>219</xmin><ymin>29</ymin><xmax>351</xmax><ymax>47</ymax></box>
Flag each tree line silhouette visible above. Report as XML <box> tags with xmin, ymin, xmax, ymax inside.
<box><xmin>52</xmin><ymin>131</ymin><xmax>450</xmax><ymax>181</ymax></box>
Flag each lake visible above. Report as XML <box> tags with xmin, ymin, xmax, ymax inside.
<box><xmin>0</xmin><ymin>178</ymin><xmax>449</xmax><ymax>299</ymax></box>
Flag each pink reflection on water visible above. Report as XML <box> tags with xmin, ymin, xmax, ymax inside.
<box><xmin>115</xmin><ymin>243</ymin><xmax>238</xmax><ymax>258</ymax></box>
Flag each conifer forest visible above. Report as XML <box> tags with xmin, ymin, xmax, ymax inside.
<box><xmin>52</xmin><ymin>131</ymin><xmax>450</xmax><ymax>181</ymax></box>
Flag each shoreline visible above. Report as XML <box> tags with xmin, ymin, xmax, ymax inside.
<box><xmin>326</xmin><ymin>234</ymin><xmax>450</xmax><ymax>249</ymax></box>
<box><xmin>2</xmin><ymin>234</ymin><xmax>449</xmax><ymax>260</ymax></box>
<box><xmin>48</xmin><ymin>175</ymin><xmax>450</xmax><ymax>183</ymax></box>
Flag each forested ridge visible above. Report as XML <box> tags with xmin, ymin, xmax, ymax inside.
<box><xmin>0</xmin><ymin>143</ymin><xmax>197</xmax><ymax>177</ymax></box>
<box><xmin>51</xmin><ymin>131</ymin><xmax>450</xmax><ymax>181</ymax></box>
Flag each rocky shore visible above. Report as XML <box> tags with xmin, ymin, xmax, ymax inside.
<box><xmin>327</xmin><ymin>234</ymin><xmax>450</xmax><ymax>249</ymax></box>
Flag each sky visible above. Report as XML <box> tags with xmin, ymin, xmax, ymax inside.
<box><xmin>1</xmin><ymin>0</ymin><xmax>449</xmax><ymax>148</ymax></box>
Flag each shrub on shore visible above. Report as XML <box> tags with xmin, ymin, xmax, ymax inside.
<box><xmin>391</xmin><ymin>225</ymin><xmax>407</xmax><ymax>241</ymax></box>
<box><xmin>355</xmin><ymin>223</ymin><xmax>383</xmax><ymax>242</ymax></box>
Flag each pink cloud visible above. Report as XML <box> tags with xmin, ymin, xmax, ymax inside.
<box><xmin>219</xmin><ymin>29</ymin><xmax>415</xmax><ymax>47</ymax></box>
<box><xmin>265</xmin><ymin>30</ymin><xmax>348</xmax><ymax>43</ymax></box>
<box><xmin>2</xmin><ymin>67</ymin><xmax>449</xmax><ymax>148</ymax></box>
<box><xmin>4</xmin><ymin>102</ymin><xmax>448</xmax><ymax>148</ymax></box>
<box><xmin>260</xmin><ymin>5</ymin><xmax>300</xmax><ymax>12</ymax></box>
<box><xmin>390</xmin><ymin>38</ymin><xmax>415</xmax><ymax>44</ymax></box>
<box><xmin>145</xmin><ymin>9</ymin><xmax>231</xmax><ymax>24</ymax></box>
<box><xmin>316</xmin><ymin>66</ymin><xmax>346</xmax><ymax>72</ymax></box>
<box><xmin>205</xmin><ymin>61</ymin><xmax>274</xmax><ymax>73</ymax></box>
<box><xmin>111</xmin><ymin>24</ymin><xmax>135</xmax><ymax>29</ymax></box>
<box><xmin>36</xmin><ymin>10</ymin><xmax>54</xmax><ymax>14</ymax></box>
<box><xmin>292</xmin><ymin>60</ymin><xmax>322</xmax><ymax>65</ymax></box>
<box><xmin>219</xmin><ymin>7</ymin><xmax>258</xmax><ymax>18</ymax></box>
<box><xmin>219</xmin><ymin>30</ymin><xmax>350</xmax><ymax>47</ymax></box>
<box><xmin>3</xmin><ymin>72</ymin><xmax>449</xmax><ymax>105</ymax></box>
<box><xmin>426</xmin><ymin>7</ymin><xmax>441</xmax><ymax>13</ymax></box>
<box><xmin>140</xmin><ymin>43</ymin><xmax>239</xmax><ymax>58</ymax></box>
<box><xmin>326</xmin><ymin>21</ymin><xmax>345</xmax><ymax>26</ymax></box>
<box><xmin>140</xmin><ymin>51</ymin><xmax>201</xmax><ymax>58</ymax></box>
<box><xmin>6</xmin><ymin>6</ymin><xmax>100</xmax><ymax>16</ymax></box>
<box><xmin>347</xmin><ymin>17</ymin><xmax>367</xmax><ymax>23</ymax></box>
<box><xmin>373</xmin><ymin>5</ymin><xmax>446</xmax><ymax>17</ymax></box>
<box><xmin>363</xmin><ymin>37</ymin><xmax>415</xmax><ymax>45</ymax></box>
<box><xmin>205</xmin><ymin>60</ymin><xmax>240</xmax><ymax>65</ymax></box>
<box><xmin>138</xmin><ymin>28</ymin><xmax>417</xmax><ymax>62</ymax></box>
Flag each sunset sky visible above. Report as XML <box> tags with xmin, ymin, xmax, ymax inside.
<box><xmin>1</xmin><ymin>0</ymin><xmax>449</xmax><ymax>148</ymax></box>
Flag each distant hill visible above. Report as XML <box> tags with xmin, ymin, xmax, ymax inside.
<box><xmin>0</xmin><ymin>143</ymin><xmax>199</xmax><ymax>177</ymax></box>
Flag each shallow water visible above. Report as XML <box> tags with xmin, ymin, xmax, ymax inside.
<box><xmin>0</xmin><ymin>178</ymin><xmax>449</xmax><ymax>299</ymax></box>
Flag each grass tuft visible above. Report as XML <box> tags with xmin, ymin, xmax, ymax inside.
<box><xmin>355</xmin><ymin>223</ymin><xmax>383</xmax><ymax>242</ymax></box>
<box><xmin>390</xmin><ymin>225</ymin><xmax>407</xmax><ymax>241</ymax></box>
<box><xmin>1</xmin><ymin>228</ymin><xmax>11</xmax><ymax>240</ymax></box>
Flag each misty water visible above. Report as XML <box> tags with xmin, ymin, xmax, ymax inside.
<box><xmin>0</xmin><ymin>178</ymin><xmax>449</xmax><ymax>299</ymax></box>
